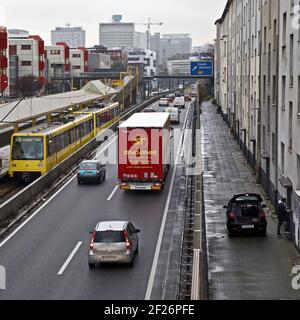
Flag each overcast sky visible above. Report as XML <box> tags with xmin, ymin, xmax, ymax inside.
<box><xmin>0</xmin><ymin>0</ymin><xmax>226</xmax><ymax>47</ymax></box>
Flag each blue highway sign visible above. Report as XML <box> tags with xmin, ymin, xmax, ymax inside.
<box><xmin>191</xmin><ymin>60</ymin><xmax>214</xmax><ymax>77</ymax></box>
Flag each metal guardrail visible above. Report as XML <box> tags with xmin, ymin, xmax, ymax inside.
<box><xmin>190</xmin><ymin>98</ymin><xmax>208</xmax><ymax>301</ymax></box>
<box><xmin>0</xmin><ymin>94</ymin><xmax>167</xmax><ymax>224</ymax></box>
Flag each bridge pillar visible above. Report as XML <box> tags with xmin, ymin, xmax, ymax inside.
<box><xmin>32</xmin><ymin>118</ymin><xmax>37</xmax><ymax>127</ymax></box>
<box><xmin>13</xmin><ymin>123</ymin><xmax>18</xmax><ymax>133</ymax></box>
<box><xmin>46</xmin><ymin>114</ymin><xmax>52</xmax><ymax>122</ymax></box>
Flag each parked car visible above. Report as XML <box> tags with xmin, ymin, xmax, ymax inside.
<box><xmin>88</xmin><ymin>221</ymin><xmax>140</xmax><ymax>268</ymax></box>
<box><xmin>224</xmin><ymin>193</ymin><xmax>267</xmax><ymax>237</ymax></box>
<box><xmin>159</xmin><ymin>98</ymin><xmax>169</xmax><ymax>107</ymax></box>
<box><xmin>165</xmin><ymin>107</ymin><xmax>181</xmax><ymax>124</ymax></box>
<box><xmin>77</xmin><ymin>160</ymin><xmax>106</xmax><ymax>184</ymax></box>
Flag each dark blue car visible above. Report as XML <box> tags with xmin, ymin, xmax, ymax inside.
<box><xmin>77</xmin><ymin>160</ymin><xmax>106</xmax><ymax>185</ymax></box>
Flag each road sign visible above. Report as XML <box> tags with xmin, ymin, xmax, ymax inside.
<box><xmin>112</xmin><ymin>80</ymin><xmax>124</xmax><ymax>87</ymax></box>
<box><xmin>191</xmin><ymin>60</ymin><xmax>214</xmax><ymax>77</ymax></box>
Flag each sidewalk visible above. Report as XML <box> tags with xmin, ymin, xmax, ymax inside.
<box><xmin>202</xmin><ymin>101</ymin><xmax>300</xmax><ymax>300</ymax></box>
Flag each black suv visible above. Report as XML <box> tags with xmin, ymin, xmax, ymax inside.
<box><xmin>224</xmin><ymin>193</ymin><xmax>267</xmax><ymax>237</ymax></box>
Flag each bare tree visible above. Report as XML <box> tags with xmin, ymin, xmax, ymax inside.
<box><xmin>17</xmin><ymin>75</ymin><xmax>40</xmax><ymax>97</ymax></box>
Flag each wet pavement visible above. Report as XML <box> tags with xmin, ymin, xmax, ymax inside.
<box><xmin>201</xmin><ymin>101</ymin><xmax>300</xmax><ymax>300</ymax></box>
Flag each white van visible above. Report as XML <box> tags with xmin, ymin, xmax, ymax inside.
<box><xmin>165</xmin><ymin>107</ymin><xmax>181</xmax><ymax>124</ymax></box>
<box><xmin>174</xmin><ymin>96</ymin><xmax>185</xmax><ymax>109</ymax></box>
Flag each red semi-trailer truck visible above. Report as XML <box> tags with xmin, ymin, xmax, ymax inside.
<box><xmin>118</xmin><ymin>113</ymin><xmax>171</xmax><ymax>191</ymax></box>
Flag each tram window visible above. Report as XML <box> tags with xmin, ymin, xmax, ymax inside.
<box><xmin>12</xmin><ymin>136</ymin><xmax>44</xmax><ymax>160</ymax></box>
<box><xmin>70</xmin><ymin>129</ymin><xmax>75</xmax><ymax>144</ymax></box>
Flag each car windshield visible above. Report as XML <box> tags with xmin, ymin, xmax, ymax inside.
<box><xmin>232</xmin><ymin>202</ymin><xmax>260</xmax><ymax>217</ymax></box>
<box><xmin>12</xmin><ymin>136</ymin><xmax>44</xmax><ymax>161</ymax></box>
<box><xmin>94</xmin><ymin>231</ymin><xmax>126</xmax><ymax>243</ymax></box>
<box><xmin>80</xmin><ymin>162</ymin><xmax>97</xmax><ymax>170</ymax></box>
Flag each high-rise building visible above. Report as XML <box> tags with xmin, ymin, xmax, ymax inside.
<box><xmin>150</xmin><ymin>33</ymin><xmax>161</xmax><ymax>67</ymax></box>
<box><xmin>99</xmin><ymin>17</ymin><xmax>135</xmax><ymax>48</ymax></box>
<box><xmin>160</xmin><ymin>34</ymin><xmax>192</xmax><ymax>68</ymax></box>
<box><xmin>51</xmin><ymin>26</ymin><xmax>86</xmax><ymax>48</ymax></box>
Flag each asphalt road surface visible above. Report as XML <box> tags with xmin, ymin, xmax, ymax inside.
<box><xmin>0</xmin><ymin>101</ymin><xmax>192</xmax><ymax>300</ymax></box>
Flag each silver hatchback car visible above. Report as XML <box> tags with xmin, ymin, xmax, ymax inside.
<box><xmin>88</xmin><ymin>221</ymin><xmax>140</xmax><ymax>268</ymax></box>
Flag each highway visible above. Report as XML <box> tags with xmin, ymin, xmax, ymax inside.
<box><xmin>0</xmin><ymin>100</ymin><xmax>193</xmax><ymax>300</ymax></box>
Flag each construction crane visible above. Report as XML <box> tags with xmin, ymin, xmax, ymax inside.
<box><xmin>135</xmin><ymin>18</ymin><xmax>163</xmax><ymax>51</ymax></box>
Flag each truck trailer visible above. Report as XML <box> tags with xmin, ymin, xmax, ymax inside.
<box><xmin>118</xmin><ymin>113</ymin><xmax>172</xmax><ymax>191</ymax></box>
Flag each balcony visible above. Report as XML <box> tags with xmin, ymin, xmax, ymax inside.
<box><xmin>38</xmin><ymin>76</ymin><xmax>45</xmax><ymax>87</ymax></box>
<box><xmin>0</xmin><ymin>34</ymin><xmax>8</xmax><ymax>50</ymax></box>
<box><xmin>39</xmin><ymin>60</ymin><xmax>45</xmax><ymax>70</ymax></box>
<box><xmin>0</xmin><ymin>56</ymin><xmax>8</xmax><ymax>69</ymax></box>
<box><xmin>0</xmin><ymin>75</ymin><xmax>8</xmax><ymax>92</ymax></box>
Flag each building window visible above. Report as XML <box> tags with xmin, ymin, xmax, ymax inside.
<box><xmin>297</xmin><ymin>154</ymin><xmax>300</xmax><ymax>190</ymax></box>
<box><xmin>272</xmin><ymin>132</ymin><xmax>276</xmax><ymax>163</ymax></box>
<box><xmin>290</xmin><ymin>34</ymin><xmax>294</xmax><ymax>87</ymax></box>
<box><xmin>21</xmin><ymin>61</ymin><xmax>32</xmax><ymax>66</ymax></box>
<box><xmin>51</xmin><ymin>50</ymin><xmax>61</xmax><ymax>55</ymax></box>
<box><xmin>72</xmin><ymin>54</ymin><xmax>81</xmax><ymax>58</ymax></box>
<box><xmin>282</xmin><ymin>12</ymin><xmax>287</xmax><ymax>46</ymax></box>
<box><xmin>72</xmin><ymin>65</ymin><xmax>81</xmax><ymax>70</ymax></box>
<box><xmin>21</xmin><ymin>45</ymin><xmax>32</xmax><ymax>50</ymax></box>
<box><xmin>282</xmin><ymin>76</ymin><xmax>286</xmax><ymax>109</ymax></box>
<box><xmin>281</xmin><ymin>142</ymin><xmax>285</xmax><ymax>174</ymax></box>
<box><xmin>289</xmin><ymin>102</ymin><xmax>293</xmax><ymax>151</ymax></box>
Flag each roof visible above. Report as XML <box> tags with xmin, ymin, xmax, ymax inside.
<box><xmin>231</xmin><ymin>194</ymin><xmax>263</xmax><ymax>203</ymax></box>
<box><xmin>119</xmin><ymin>113</ymin><xmax>169</xmax><ymax>129</ymax></box>
<box><xmin>14</xmin><ymin>114</ymin><xmax>89</xmax><ymax>135</ymax></box>
<box><xmin>0</xmin><ymin>80</ymin><xmax>117</xmax><ymax>129</ymax></box>
<box><xmin>96</xmin><ymin>221</ymin><xmax>127</xmax><ymax>231</ymax></box>
<box><xmin>215</xmin><ymin>0</ymin><xmax>232</xmax><ymax>25</ymax></box>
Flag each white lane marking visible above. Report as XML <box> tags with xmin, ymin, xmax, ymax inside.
<box><xmin>0</xmin><ymin>137</ymin><xmax>116</xmax><ymax>248</ymax></box>
<box><xmin>0</xmin><ymin>174</ymin><xmax>76</xmax><ymax>248</ymax></box>
<box><xmin>94</xmin><ymin>134</ymin><xmax>117</xmax><ymax>159</ymax></box>
<box><xmin>145</xmin><ymin>102</ymin><xmax>191</xmax><ymax>300</ymax></box>
<box><xmin>107</xmin><ymin>185</ymin><xmax>119</xmax><ymax>201</ymax></box>
<box><xmin>57</xmin><ymin>241</ymin><xmax>83</xmax><ymax>275</ymax></box>
<box><xmin>0</xmin><ymin>100</ymin><xmax>160</xmax><ymax>249</ymax></box>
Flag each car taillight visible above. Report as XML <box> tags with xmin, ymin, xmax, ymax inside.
<box><xmin>260</xmin><ymin>210</ymin><xmax>266</xmax><ymax>219</ymax></box>
<box><xmin>90</xmin><ymin>231</ymin><xmax>96</xmax><ymax>251</ymax></box>
<box><xmin>124</xmin><ymin>230</ymin><xmax>131</xmax><ymax>250</ymax></box>
<box><xmin>229</xmin><ymin>212</ymin><xmax>235</xmax><ymax>220</ymax></box>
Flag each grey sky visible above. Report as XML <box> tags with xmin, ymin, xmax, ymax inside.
<box><xmin>0</xmin><ymin>0</ymin><xmax>226</xmax><ymax>46</ymax></box>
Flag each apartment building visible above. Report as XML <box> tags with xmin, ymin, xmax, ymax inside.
<box><xmin>45</xmin><ymin>42</ymin><xmax>70</xmax><ymax>79</ymax></box>
<box><xmin>215</xmin><ymin>0</ymin><xmax>300</xmax><ymax>249</ymax></box>
<box><xmin>0</xmin><ymin>27</ymin><xmax>9</xmax><ymax>97</ymax></box>
<box><xmin>69</xmin><ymin>48</ymin><xmax>88</xmax><ymax>76</ymax></box>
<box><xmin>9</xmin><ymin>34</ymin><xmax>45</xmax><ymax>93</ymax></box>
<box><xmin>278</xmin><ymin>0</ymin><xmax>300</xmax><ymax>248</ymax></box>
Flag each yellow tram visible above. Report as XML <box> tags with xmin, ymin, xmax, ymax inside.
<box><xmin>9</xmin><ymin>103</ymin><xmax>120</xmax><ymax>180</ymax></box>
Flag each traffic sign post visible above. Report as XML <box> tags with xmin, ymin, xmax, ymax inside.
<box><xmin>191</xmin><ymin>60</ymin><xmax>214</xmax><ymax>77</ymax></box>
